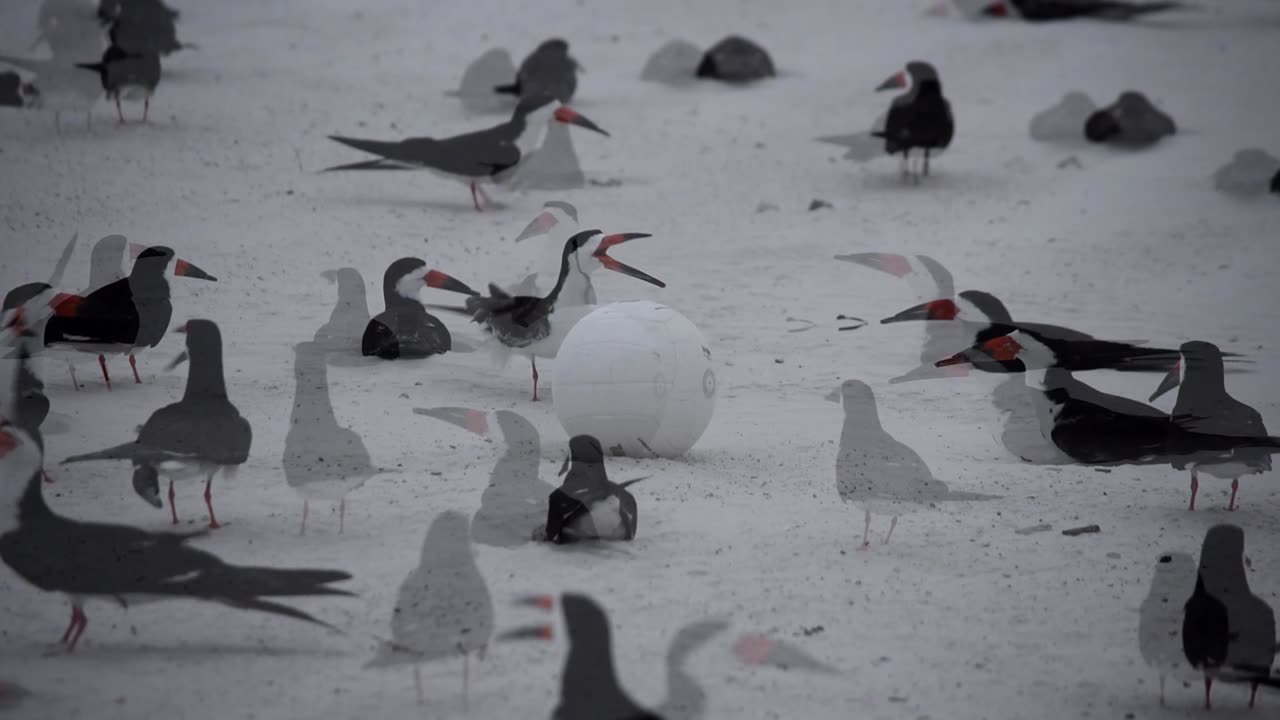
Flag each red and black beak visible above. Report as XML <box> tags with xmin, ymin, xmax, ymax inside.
<box><xmin>937</xmin><ymin>335</ymin><xmax>1022</xmax><ymax>368</ymax></box>
<box><xmin>165</xmin><ymin>323</ymin><xmax>191</xmax><ymax>370</ymax></box>
<box><xmin>128</xmin><ymin>243</ymin><xmax>217</xmax><ymax>281</ymax></box>
<box><xmin>1148</xmin><ymin>359</ymin><xmax>1182</xmax><ymax>402</ymax></box>
<box><xmin>553</xmin><ymin>106</ymin><xmax>609</xmax><ymax>137</ymax></box>
<box><xmin>875</xmin><ymin>70</ymin><xmax>908</xmax><ymax>92</ymax></box>
<box><xmin>592</xmin><ymin>233</ymin><xmax>666</xmax><ymax>288</ymax></box>
<box><xmin>423</xmin><ymin>269</ymin><xmax>479</xmax><ymax>296</ymax></box>
<box><xmin>981</xmin><ymin>1</ymin><xmax>1011</xmax><ymax>17</ymax></box>
<box><xmin>514</xmin><ymin>211</ymin><xmax>558</xmax><ymax>243</ymax></box>
<box><xmin>497</xmin><ymin>594</ymin><xmax>557</xmax><ymax>642</ymax></box>
<box><xmin>881</xmin><ymin>298</ymin><xmax>959</xmax><ymax>324</ymax></box>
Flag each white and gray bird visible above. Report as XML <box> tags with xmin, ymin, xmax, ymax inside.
<box><xmin>0</xmin><ymin>54</ymin><xmax>102</xmax><ymax>132</ymax></box>
<box><xmin>835</xmin><ymin>380</ymin><xmax>998</xmax><ymax>547</ymax></box>
<box><xmin>312</xmin><ymin>268</ymin><xmax>371</xmax><ymax>354</ymax></box>
<box><xmin>1139</xmin><ymin>551</ymin><xmax>1197</xmax><ymax>705</ymax></box>
<box><xmin>366</xmin><ymin>511</ymin><xmax>493</xmax><ymax>709</ymax></box>
<box><xmin>283</xmin><ymin>341</ymin><xmax>377</xmax><ymax>535</ymax></box>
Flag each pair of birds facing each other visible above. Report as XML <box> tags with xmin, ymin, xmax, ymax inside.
<box><xmin>3</xmin><ymin>244</ymin><xmax>215</xmax><ymax>390</ymax></box>
<box><xmin>1141</xmin><ymin>524</ymin><xmax>1280</xmax><ymax>709</ymax></box>
<box><xmin>937</xmin><ymin>332</ymin><xmax>1279</xmax><ymax>511</ymax></box>
<box><xmin>423</xmin><ymin>228</ymin><xmax>665</xmax><ymax>401</ymax></box>
<box><xmin>0</xmin><ymin>358</ymin><xmax>349</xmax><ymax>652</ymax></box>
<box><xmin>325</xmin><ymin>93</ymin><xmax>608</xmax><ymax>211</ymax></box>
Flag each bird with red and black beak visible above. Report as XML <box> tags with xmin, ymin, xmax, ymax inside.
<box><xmin>34</xmin><ymin>245</ymin><xmax>216</xmax><ymax>390</ymax></box>
<box><xmin>61</xmin><ymin>319</ymin><xmax>251</xmax><ymax>528</ymax></box>
<box><xmin>1148</xmin><ymin>341</ymin><xmax>1272</xmax><ymax>512</ymax></box>
<box><xmin>325</xmin><ymin>93</ymin><xmax>608</xmax><ymax>211</ymax></box>
<box><xmin>499</xmin><ymin>593</ymin><xmax>664</xmax><ymax>720</ymax></box>
<box><xmin>935</xmin><ymin>331</ymin><xmax>1280</xmax><ymax>479</ymax></box>
<box><xmin>872</xmin><ymin>60</ymin><xmax>953</xmax><ymax>181</ymax></box>
<box><xmin>361</xmin><ymin>258</ymin><xmax>466</xmax><ymax>360</ymax></box>
<box><xmin>424</xmin><ymin>230</ymin><xmax>665</xmax><ymax>401</ymax></box>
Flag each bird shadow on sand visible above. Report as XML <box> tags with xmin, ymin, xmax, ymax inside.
<box><xmin>312</xmin><ymin>191</ymin><xmax>512</xmax><ymax>214</ymax></box>
<box><xmin>539</xmin><ymin>540</ymin><xmax>638</xmax><ymax>559</ymax></box>
<box><xmin>852</xmin><ymin>168</ymin><xmax>1019</xmax><ymax>194</ymax></box>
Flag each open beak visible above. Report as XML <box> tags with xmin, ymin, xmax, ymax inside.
<box><xmin>1148</xmin><ymin>361</ymin><xmax>1182</xmax><ymax>402</ymax></box>
<box><xmin>424</xmin><ymin>270</ymin><xmax>479</xmax><ymax>296</ymax></box>
<box><xmin>593</xmin><ymin>233</ymin><xmax>666</xmax><ymax>288</ymax></box>
<box><xmin>514</xmin><ymin>211</ymin><xmax>557</xmax><ymax>243</ymax></box>
<box><xmin>558</xmin><ymin>455</ymin><xmax>570</xmax><ymax>476</ymax></box>
<box><xmin>554</xmin><ymin>106</ymin><xmax>609</xmax><ymax>137</ymax></box>
<box><xmin>876</xmin><ymin>71</ymin><xmax>907</xmax><ymax>92</ymax></box>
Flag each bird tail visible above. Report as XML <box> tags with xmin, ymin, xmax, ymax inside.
<box><xmin>211</xmin><ymin>566</ymin><xmax>355</xmax><ymax>598</ymax></box>
<box><xmin>62</xmin><ymin>442</ymin><xmax>140</xmax><ymax>464</ymax></box>
<box><xmin>48</xmin><ymin>232</ymin><xmax>77</xmax><ymax>288</ymax></box>
<box><xmin>944</xmin><ymin>490</ymin><xmax>1001</xmax><ymax>502</ymax></box>
<box><xmin>618</xmin><ymin>476</ymin><xmax>651</xmax><ymax>489</ymax></box>
<box><xmin>493</xmin><ymin>82</ymin><xmax>520</xmax><ymax>95</ymax></box>
<box><xmin>322</xmin><ymin>158</ymin><xmax>410</xmax><ymax>172</ymax></box>
<box><xmin>218</xmin><ymin>596</ymin><xmax>343</xmax><ymax>632</ymax></box>
<box><xmin>327</xmin><ymin>135</ymin><xmax>401</xmax><ymax>156</ymax></box>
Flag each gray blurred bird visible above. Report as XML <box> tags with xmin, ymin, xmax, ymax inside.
<box><xmin>495</xmin><ymin>38</ymin><xmax>581</xmax><ymax>104</ymax></box>
<box><xmin>0</xmin><ymin>55</ymin><xmax>100</xmax><ymax>130</ymax></box>
<box><xmin>1140</xmin><ymin>551</ymin><xmax>1196</xmax><ymax>705</ymax></box>
<box><xmin>1085</xmin><ymin>91</ymin><xmax>1176</xmax><ymax>147</ymax></box>
<box><xmin>76</xmin><ymin>44</ymin><xmax>161</xmax><ymax>123</ymax></box>
<box><xmin>313</xmin><ymin>268</ymin><xmax>371</xmax><ymax>354</ymax></box>
<box><xmin>283</xmin><ymin>341</ymin><xmax>376</xmax><ymax>534</ymax></box>
<box><xmin>34</xmin><ymin>0</ymin><xmax>104</xmax><ymax>61</ymax></box>
<box><xmin>542</xmin><ymin>435</ymin><xmax>643</xmax><ymax>543</ymax></box>
<box><xmin>835</xmin><ymin>380</ymin><xmax>998</xmax><ymax>547</ymax></box>
<box><xmin>366</xmin><ymin>511</ymin><xmax>493</xmax><ymax>709</ymax></box>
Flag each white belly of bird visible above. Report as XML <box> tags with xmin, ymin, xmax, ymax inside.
<box><xmin>119</xmin><ymin>84</ymin><xmax>151</xmax><ymax>102</ymax></box>
<box><xmin>1194</xmin><ymin>461</ymin><xmax>1260</xmax><ymax>480</ymax></box>
<box><xmin>520</xmin><ymin>304</ymin><xmax>595</xmax><ymax>359</ymax></box>
<box><xmin>156</xmin><ymin>458</ymin><xmax>220</xmax><ymax>481</ymax></box>
<box><xmin>569</xmin><ymin>495</ymin><xmax>628</xmax><ymax>540</ymax></box>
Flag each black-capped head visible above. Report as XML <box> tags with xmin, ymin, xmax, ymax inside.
<box><xmin>567</xmin><ymin>435</ymin><xmax>604</xmax><ymax>464</ymax></box>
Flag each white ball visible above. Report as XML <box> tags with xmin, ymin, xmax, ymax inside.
<box><xmin>552</xmin><ymin>301</ymin><xmax>717</xmax><ymax>458</ymax></box>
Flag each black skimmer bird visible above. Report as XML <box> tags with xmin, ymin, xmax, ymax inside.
<box><xmin>696</xmin><ymin>35</ymin><xmax>776</xmax><ymax>83</ymax></box>
<box><xmin>954</xmin><ymin>0</ymin><xmax>1186</xmax><ymax>21</ymax></box>
<box><xmin>325</xmin><ymin>94</ymin><xmax>608</xmax><ymax>211</ymax></box>
<box><xmin>1181</xmin><ymin>525</ymin><xmax>1280</xmax><ymax>709</ymax></box>
<box><xmin>362</xmin><ymin>257</ymin><xmax>460</xmax><ymax>360</ymax></box>
<box><xmin>873</xmin><ymin>61</ymin><xmax>953</xmax><ymax>181</ymax></box>
<box><xmin>1085</xmin><ymin>91</ymin><xmax>1177</xmax><ymax>147</ymax></box>
<box><xmin>0</xmin><ymin>71</ymin><xmax>40</xmax><ymax>109</ymax></box>
<box><xmin>38</xmin><ymin>245</ymin><xmax>215</xmax><ymax>390</ymax></box>
<box><xmin>539</xmin><ymin>435</ymin><xmax>644</xmax><ymax>544</ymax></box>
<box><xmin>366</xmin><ymin>511</ymin><xmax>493</xmax><ymax>709</ymax></box>
<box><xmin>62</xmin><ymin>319</ymin><xmax>252</xmax><ymax>528</ymax></box>
<box><xmin>313</xmin><ymin>268</ymin><xmax>371</xmax><ymax>353</ymax></box>
<box><xmin>0</xmin><ymin>420</ymin><xmax>353</xmax><ymax>652</ymax></box>
<box><xmin>499</xmin><ymin>593</ymin><xmax>664</xmax><ymax>719</ymax></box>
<box><xmin>413</xmin><ymin>406</ymin><xmax>551</xmax><ymax>548</ymax></box>
<box><xmin>284</xmin><ymin>341</ymin><xmax>376</xmax><ymax>535</ymax></box>
<box><xmin>0</xmin><ymin>54</ymin><xmax>101</xmax><ymax>131</ymax></box>
<box><xmin>1140</xmin><ymin>551</ymin><xmax>1196</xmax><ymax>706</ymax></box>
<box><xmin>655</xmin><ymin>619</ymin><xmax>729</xmax><ymax>718</ymax></box>
<box><xmin>98</xmin><ymin>0</ymin><xmax>184</xmax><ymax>56</ymax></box>
<box><xmin>495</xmin><ymin>39</ymin><xmax>581</xmax><ymax>103</ymax></box>
<box><xmin>935</xmin><ymin>332</ymin><xmax>1280</xmax><ymax>469</ymax></box>
<box><xmin>1148</xmin><ymin>341</ymin><xmax>1272</xmax><ymax>512</ymax></box>
<box><xmin>76</xmin><ymin>44</ymin><xmax>161</xmax><ymax>124</ymax></box>
<box><xmin>426</xmin><ymin>230</ymin><xmax>664</xmax><ymax>400</ymax></box>
<box><xmin>835</xmin><ymin>380</ymin><xmax>997</xmax><ymax>548</ymax></box>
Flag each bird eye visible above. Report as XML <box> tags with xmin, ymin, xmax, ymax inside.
<box><xmin>1159</xmin><ymin>555</ymin><xmax>1172</xmax><ymax>563</ymax></box>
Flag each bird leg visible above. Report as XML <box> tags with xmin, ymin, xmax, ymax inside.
<box><xmin>98</xmin><ymin>354</ymin><xmax>111</xmax><ymax>390</ymax></box>
<box><xmin>339</xmin><ymin>498</ymin><xmax>346</xmax><ymax>534</ymax></box>
<box><xmin>1203</xmin><ymin>675</ymin><xmax>1213</xmax><ymax>710</ymax></box>
<box><xmin>477</xmin><ymin>184</ymin><xmax>494</xmax><ymax>207</ymax></box>
<box><xmin>470</xmin><ymin>182</ymin><xmax>482</xmax><ymax>212</ymax></box>
<box><xmin>923</xmin><ymin>148</ymin><xmax>931</xmax><ymax>177</ymax></box>
<box><xmin>67</xmin><ymin>360</ymin><xmax>79</xmax><ymax>391</ymax></box>
<box><xmin>859</xmin><ymin>509</ymin><xmax>871</xmax><ymax>550</ymax></box>
<box><xmin>882</xmin><ymin>516</ymin><xmax>898</xmax><ymax>545</ymax></box>
<box><xmin>1249</xmin><ymin>681</ymin><xmax>1259</xmax><ymax>708</ymax></box>
<box><xmin>530</xmin><ymin>357</ymin><xmax>540</xmax><ymax>401</ymax></box>
<box><xmin>300</xmin><ymin>499</ymin><xmax>308</xmax><ymax>536</ymax></box>
<box><xmin>168</xmin><ymin>479</ymin><xmax>178</xmax><ymax>525</ymax></box>
<box><xmin>413</xmin><ymin>665</ymin><xmax>424</xmax><ymax>705</ymax></box>
<box><xmin>203</xmin><ymin>472</ymin><xmax>221</xmax><ymax>529</ymax></box>
<box><xmin>1188</xmin><ymin>470</ymin><xmax>1199</xmax><ymax>511</ymax></box>
<box><xmin>899</xmin><ymin>150</ymin><xmax>909</xmax><ymax>181</ymax></box>
<box><xmin>142</xmin><ymin>97</ymin><xmax>150</xmax><ymax>123</ymax></box>
<box><xmin>59</xmin><ymin>604</ymin><xmax>88</xmax><ymax>651</ymax></box>
<box><xmin>1227</xmin><ymin>478</ymin><xmax>1239</xmax><ymax>512</ymax></box>
<box><xmin>129</xmin><ymin>353</ymin><xmax>142</xmax><ymax>383</ymax></box>
<box><xmin>115</xmin><ymin>96</ymin><xmax>124</xmax><ymax>124</ymax></box>
<box><xmin>42</xmin><ymin>470</ymin><xmax>54</xmax><ymax>484</ymax></box>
